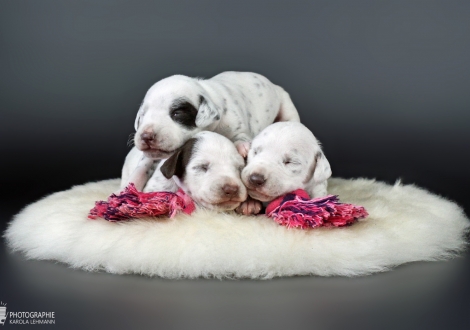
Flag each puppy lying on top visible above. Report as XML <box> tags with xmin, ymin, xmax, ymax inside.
<box><xmin>123</xmin><ymin>131</ymin><xmax>247</xmax><ymax>212</ymax></box>
<box><xmin>123</xmin><ymin>71</ymin><xmax>300</xmax><ymax>192</ymax></box>
<box><xmin>239</xmin><ymin>122</ymin><xmax>332</xmax><ymax>215</ymax></box>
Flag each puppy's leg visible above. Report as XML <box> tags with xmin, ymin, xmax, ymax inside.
<box><xmin>275</xmin><ymin>88</ymin><xmax>301</xmax><ymax>122</ymax></box>
<box><xmin>143</xmin><ymin>168</ymin><xmax>178</xmax><ymax>193</ymax></box>
<box><xmin>232</xmin><ymin>132</ymin><xmax>252</xmax><ymax>158</ymax></box>
<box><xmin>235</xmin><ymin>141</ymin><xmax>251</xmax><ymax>158</ymax></box>
<box><xmin>125</xmin><ymin>156</ymin><xmax>159</xmax><ymax>192</ymax></box>
<box><xmin>235</xmin><ymin>197</ymin><xmax>263</xmax><ymax>215</ymax></box>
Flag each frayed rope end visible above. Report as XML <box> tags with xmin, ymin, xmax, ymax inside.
<box><xmin>266</xmin><ymin>190</ymin><xmax>368</xmax><ymax>229</ymax></box>
<box><xmin>88</xmin><ymin>183</ymin><xmax>195</xmax><ymax>222</ymax></box>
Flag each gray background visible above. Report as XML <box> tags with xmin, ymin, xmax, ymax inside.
<box><xmin>1</xmin><ymin>1</ymin><xmax>469</xmax><ymax>329</ymax></box>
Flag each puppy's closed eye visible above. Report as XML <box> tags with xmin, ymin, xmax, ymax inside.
<box><xmin>282</xmin><ymin>157</ymin><xmax>300</xmax><ymax>166</ymax></box>
<box><xmin>193</xmin><ymin>163</ymin><xmax>209</xmax><ymax>172</ymax></box>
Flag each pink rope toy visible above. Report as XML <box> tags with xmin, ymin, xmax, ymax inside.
<box><xmin>265</xmin><ymin>189</ymin><xmax>368</xmax><ymax>229</ymax></box>
<box><xmin>88</xmin><ymin>183</ymin><xmax>196</xmax><ymax>222</ymax></box>
<box><xmin>89</xmin><ymin>185</ymin><xmax>368</xmax><ymax>229</ymax></box>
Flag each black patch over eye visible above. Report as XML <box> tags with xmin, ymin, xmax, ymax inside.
<box><xmin>170</xmin><ymin>100</ymin><xmax>198</xmax><ymax>128</ymax></box>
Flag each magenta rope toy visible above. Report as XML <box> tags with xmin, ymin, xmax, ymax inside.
<box><xmin>89</xmin><ymin>184</ymin><xmax>368</xmax><ymax>228</ymax></box>
<box><xmin>265</xmin><ymin>189</ymin><xmax>368</xmax><ymax>229</ymax></box>
<box><xmin>88</xmin><ymin>183</ymin><xmax>196</xmax><ymax>221</ymax></box>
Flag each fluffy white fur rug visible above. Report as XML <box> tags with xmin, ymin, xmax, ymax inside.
<box><xmin>4</xmin><ymin>178</ymin><xmax>469</xmax><ymax>279</ymax></box>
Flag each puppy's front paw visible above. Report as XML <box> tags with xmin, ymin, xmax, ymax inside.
<box><xmin>235</xmin><ymin>197</ymin><xmax>262</xmax><ymax>215</ymax></box>
<box><xmin>235</xmin><ymin>141</ymin><xmax>250</xmax><ymax>158</ymax></box>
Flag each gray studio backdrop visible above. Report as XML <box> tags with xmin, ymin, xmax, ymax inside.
<box><xmin>1</xmin><ymin>0</ymin><xmax>469</xmax><ymax>208</ymax></box>
<box><xmin>1</xmin><ymin>2</ymin><xmax>470</xmax><ymax>330</ymax></box>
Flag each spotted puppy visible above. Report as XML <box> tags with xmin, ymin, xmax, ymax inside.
<box><xmin>123</xmin><ymin>131</ymin><xmax>247</xmax><ymax>212</ymax></box>
<box><xmin>240</xmin><ymin>122</ymin><xmax>332</xmax><ymax>213</ymax></box>
<box><xmin>122</xmin><ymin>71</ymin><xmax>300</xmax><ymax>190</ymax></box>
<box><xmin>134</xmin><ymin>71</ymin><xmax>300</xmax><ymax>159</ymax></box>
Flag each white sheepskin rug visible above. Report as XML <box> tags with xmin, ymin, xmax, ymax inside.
<box><xmin>4</xmin><ymin>178</ymin><xmax>469</xmax><ymax>279</ymax></box>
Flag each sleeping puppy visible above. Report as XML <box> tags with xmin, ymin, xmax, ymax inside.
<box><xmin>240</xmin><ymin>122</ymin><xmax>332</xmax><ymax>212</ymax></box>
<box><xmin>123</xmin><ymin>71</ymin><xmax>300</xmax><ymax>190</ymax></box>
<box><xmin>123</xmin><ymin>131</ymin><xmax>247</xmax><ymax>212</ymax></box>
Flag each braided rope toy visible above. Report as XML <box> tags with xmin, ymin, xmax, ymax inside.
<box><xmin>265</xmin><ymin>189</ymin><xmax>368</xmax><ymax>229</ymax></box>
<box><xmin>88</xmin><ymin>183</ymin><xmax>195</xmax><ymax>221</ymax></box>
<box><xmin>89</xmin><ymin>185</ymin><xmax>368</xmax><ymax>228</ymax></box>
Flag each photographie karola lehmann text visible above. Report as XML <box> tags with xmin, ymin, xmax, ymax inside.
<box><xmin>7</xmin><ymin>312</ymin><xmax>56</xmax><ymax>325</ymax></box>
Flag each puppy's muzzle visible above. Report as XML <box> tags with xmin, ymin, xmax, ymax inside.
<box><xmin>212</xmin><ymin>181</ymin><xmax>245</xmax><ymax>205</ymax></box>
<box><xmin>136</xmin><ymin>130</ymin><xmax>175</xmax><ymax>158</ymax></box>
<box><xmin>248</xmin><ymin>173</ymin><xmax>266</xmax><ymax>187</ymax></box>
<box><xmin>222</xmin><ymin>184</ymin><xmax>239</xmax><ymax>198</ymax></box>
<box><xmin>140</xmin><ymin>132</ymin><xmax>155</xmax><ymax>145</ymax></box>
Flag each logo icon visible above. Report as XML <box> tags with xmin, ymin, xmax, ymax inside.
<box><xmin>0</xmin><ymin>302</ymin><xmax>6</xmax><ymax>326</ymax></box>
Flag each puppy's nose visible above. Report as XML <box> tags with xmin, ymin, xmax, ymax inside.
<box><xmin>141</xmin><ymin>132</ymin><xmax>155</xmax><ymax>145</ymax></box>
<box><xmin>222</xmin><ymin>184</ymin><xmax>239</xmax><ymax>197</ymax></box>
<box><xmin>249</xmin><ymin>173</ymin><xmax>266</xmax><ymax>187</ymax></box>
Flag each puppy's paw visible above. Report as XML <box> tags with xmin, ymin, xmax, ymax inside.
<box><xmin>235</xmin><ymin>197</ymin><xmax>262</xmax><ymax>215</ymax></box>
<box><xmin>235</xmin><ymin>141</ymin><xmax>250</xmax><ymax>158</ymax></box>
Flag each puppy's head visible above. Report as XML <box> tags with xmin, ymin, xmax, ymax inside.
<box><xmin>134</xmin><ymin>75</ymin><xmax>221</xmax><ymax>159</ymax></box>
<box><xmin>160</xmin><ymin>131</ymin><xmax>247</xmax><ymax>211</ymax></box>
<box><xmin>241</xmin><ymin>122</ymin><xmax>331</xmax><ymax>202</ymax></box>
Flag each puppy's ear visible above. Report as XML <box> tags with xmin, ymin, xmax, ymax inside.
<box><xmin>304</xmin><ymin>151</ymin><xmax>332</xmax><ymax>184</ymax></box>
<box><xmin>160</xmin><ymin>138</ymin><xmax>198</xmax><ymax>179</ymax></box>
<box><xmin>134</xmin><ymin>107</ymin><xmax>144</xmax><ymax>131</ymax></box>
<box><xmin>195</xmin><ymin>96</ymin><xmax>220</xmax><ymax>128</ymax></box>
<box><xmin>160</xmin><ymin>149</ymin><xmax>183</xmax><ymax>179</ymax></box>
<box><xmin>312</xmin><ymin>152</ymin><xmax>332</xmax><ymax>183</ymax></box>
